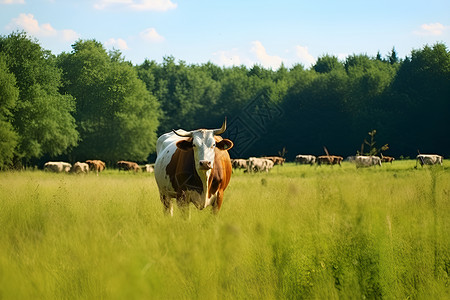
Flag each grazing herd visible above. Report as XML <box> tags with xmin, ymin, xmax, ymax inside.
<box><xmin>43</xmin><ymin>154</ymin><xmax>444</xmax><ymax>176</ymax></box>
<box><xmin>231</xmin><ymin>156</ymin><xmax>285</xmax><ymax>173</ymax></box>
<box><xmin>43</xmin><ymin>160</ymin><xmax>154</xmax><ymax>175</ymax></box>
<box><xmin>40</xmin><ymin>119</ymin><xmax>444</xmax><ymax>216</ymax></box>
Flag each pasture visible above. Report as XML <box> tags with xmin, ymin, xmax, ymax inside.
<box><xmin>1</xmin><ymin>161</ymin><xmax>449</xmax><ymax>299</ymax></box>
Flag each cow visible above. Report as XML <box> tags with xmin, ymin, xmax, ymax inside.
<box><xmin>261</xmin><ymin>156</ymin><xmax>286</xmax><ymax>165</ymax></box>
<box><xmin>317</xmin><ymin>155</ymin><xmax>343</xmax><ymax>166</ymax></box>
<box><xmin>247</xmin><ymin>157</ymin><xmax>273</xmax><ymax>173</ymax></box>
<box><xmin>154</xmin><ymin>120</ymin><xmax>233</xmax><ymax>216</ymax></box>
<box><xmin>117</xmin><ymin>160</ymin><xmax>140</xmax><ymax>172</ymax></box>
<box><xmin>295</xmin><ymin>155</ymin><xmax>316</xmax><ymax>165</ymax></box>
<box><xmin>231</xmin><ymin>159</ymin><xmax>248</xmax><ymax>170</ymax></box>
<box><xmin>355</xmin><ymin>156</ymin><xmax>382</xmax><ymax>168</ymax></box>
<box><xmin>43</xmin><ymin>162</ymin><xmax>72</xmax><ymax>173</ymax></box>
<box><xmin>143</xmin><ymin>164</ymin><xmax>154</xmax><ymax>173</ymax></box>
<box><xmin>86</xmin><ymin>160</ymin><xmax>106</xmax><ymax>175</ymax></box>
<box><xmin>380</xmin><ymin>154</ymin><xmax>395</xmax><ymax>164</ymax></box>
<box><xmin>416</xmin><ymin>154</ymin><xmax>443</xmax><ymax>167</ymax></box>
<box><xmin>71</xmin><ymin>162</ymin><xmax>90</xmax><ymax>174</ymax></box>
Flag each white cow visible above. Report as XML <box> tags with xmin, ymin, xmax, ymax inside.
<box><xmin>247</xmin><ymin>157</ymin><xmax>273</xmax><ymax>173</ymax></box>
<box><xmin>295</xmin><ymin>155</ymin><xmax>316</xmax><ymax>165</ymax></box>
<box><xmin>71</xmin><ymin>162</ymin><xmax>89</xmax><ymax>174</ymax></box>
<box><xmin>144</xmin><ymin>164</ymin><xmax>154</xmax><ymax>173</ymax></box>
<box><xmin>416</xmin><ymin>154</ymin><xmax>443</xmax><ymax>167</ymax></box>
<box><xmin>44</xmin><ymin>161</ymin><xmax>72</xmax><ymax>173</ymax></box>
<box><xmin>231</xmin><ymin>159</ymin><xmax>248</xmax><ymax>170</ymax></box>
<box><xmin>355</xmin><ymin>156</ymin><xmax>382</xmax><ymax>168</ymax></box>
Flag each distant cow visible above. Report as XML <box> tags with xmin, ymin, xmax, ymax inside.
<box><xmin>295</xmin><ymin>155</ymin><xmax>316</xmax><ymax>165</ymax></box>
<box><xmin>231</xmin><ymin>159</ymin><xmax>248</xmax><ymax>170</ymax></box>
<box><xmin>355</xmin><ymin>156</ymin><xmax>382</xmax><ymax>168</ymax></box>
<box><xmin>44</xmin><ymin>161</ymin><xmax>72</xmax><ymax>173</ymax></box>
<box><xmin>261</xmin><ymin>156</ymin><xmax>285</xmax><ymax>165</ymax></box>
<box><xmin>380</xmin><ymin>155</ymin><xmax>395</xmax><ymax>164</ymax></box>
<box><xmin>117</xmin><ymin>160</ymin><xmax>140</xmax><ymax>172</ymax></box>
<box><xmin>86</xmin><ymin>160</ymin><xmax>106</xmax><ymax>175</ymax></box>
<box><xmin>247</xmin><ymin>157</ymin><xmax>273</xmax><ymax>172</ymax></box>
<box><xmin>143</xmin><ymin>164</ymin><xmax>154</xmax><ymax>173</ymax></box>
<box><xmin>71</xmin><ymin>162</ymin><xmax>90</xmax><ymax>174</ymax></box>
<box><xmin>416</xmin><ymin>154</ymin><xmax>443</xmax><ymax>167</ymax></box>
<box><xmin>317</xmin><ymin>155</ymin><xmax>343</xmax><ymax>166</ymax></box>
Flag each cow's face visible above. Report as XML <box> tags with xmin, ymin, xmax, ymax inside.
<box><xmin>176</xmin><ymin>129</ymin><xmax>233</xmax><ymax>172</ymax></box>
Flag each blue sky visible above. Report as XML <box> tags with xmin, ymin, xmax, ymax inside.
<box><xmin>1</xmin><ymin>0</ymin><xmax>449</xmax><ymax>69</ymax></box>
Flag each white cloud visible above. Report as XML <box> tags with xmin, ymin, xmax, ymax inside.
<box><xmin>212</xmin><ymin>49</ymin><xmax>244</xmax><ymax>67</ymax></box>
<box><xmin>94</xmin><ymin>0</ymin><xmax>177</xmax><ymax>11</ymax></box>
<box><xmin>6</xmin><ymin>13</ymin><xmax>79</xmax><ymax>42</ymax></box>
<box><xmin>105</xmin><ymin>38</ymin><xmax>129</xmax><ymax>50</ymax></box>
<box><xmin>140</xmin><ymin>28</ymin><xmax>164</xmax><ymax>43</ymax></box>
<box><xmin>0</xmin><ymin>0</ymin><xmax>25</xmax><ymax>4</ymax></box>
<box><xmin>414</xmin><ymin>23</ymin><xmax>448</xmax><ymax>36</ymax></box>
<box><xmin>250</xmin><ymin>41</ymin><xmax>284</xmax><ymax>69</ymax></box>
<box><xmin>295</xmin><ymin>45</ymin><xmax>316</xmax><ymax>67</ymax></box>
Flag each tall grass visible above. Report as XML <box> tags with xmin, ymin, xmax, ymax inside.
<box><xmin>0</xmin><ymin>161</ymin><xmax>449</xmax><ymax>299</ymax></box>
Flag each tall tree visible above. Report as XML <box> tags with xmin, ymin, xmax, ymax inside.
<box><xmin>387</xmin><ymin>43</ymin><xmax>450</xmax><ymax>154</ymax></box>
<box><xmin>0</xmin><ymin>54</ymin><xmax>18</xmax><ymax>169</ymax></box>
<box><xmin>57</xmin><ymin>39</ymin><xmax>160</xmax><ymax>163</ymax></box>
<box><xmin>0</xmin><ymin>31</ymin><xmax>78</xmax><ymax>165</ymax></box>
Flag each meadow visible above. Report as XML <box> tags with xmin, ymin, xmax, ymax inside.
<box><xmin>0</xmin><ymin>161</ymin><xmax>449</xmax><ymax>299</ymax></box>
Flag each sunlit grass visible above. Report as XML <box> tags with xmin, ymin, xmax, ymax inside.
<box><xmin>0</xmin><ymin>161</ymin><xmax>449</xmax><ymax>299</ymax></box>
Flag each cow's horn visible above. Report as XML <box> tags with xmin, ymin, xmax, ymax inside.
<box><xmin>172</xmin><ymin>129</ymin><xmax>193</xmax><ymax>137</ymax></box>
<box><xmin>213</xmin><ymin>118</ymin><xmax>227</xmax><ymax>135</ymax></box>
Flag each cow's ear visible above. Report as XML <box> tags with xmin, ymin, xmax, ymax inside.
<box><xmin>176</xmin><ymin>139</ymin><xmax>193</xmax><ymax>151</ymax></box>
<box><xmin>217</xmin><ymin>139</ymin><xmax>233</xmax><ymax>151</ymax></box>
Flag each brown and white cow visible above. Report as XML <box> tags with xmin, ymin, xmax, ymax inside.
<box><xmin>117</xmin><ymin>160</ymin><xmax>140</xmax><ymax>172</ymax></box>
<box><xmin>317</xmin><ymin>155</ymin><xmax>343</xmax><ymax>166</ymax></box>
<box><xmin>86</xmin><ymin>160</ymin><xmax>106</xmax><ymax>175</ymax></box>
<box><xmin>416</xmin><ymin>154</ymin><xmax>443</xmax><ymax>167</ymax></box>
<box><xmin>261</xmin><ymin>156</ymin><xmax>285</xmax><ymax>165</ymax></box>
<box><xmin>154</xmin><ymin>120</ymin><xmax>233</xmax><ymax>216</ymax></box>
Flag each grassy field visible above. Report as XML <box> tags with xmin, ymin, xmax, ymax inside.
<box><xmin>0</xmin><ymin>161</ymin><xmax>449</xmax><ymax>299</ymax></box>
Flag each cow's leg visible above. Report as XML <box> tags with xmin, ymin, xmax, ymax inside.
<box><xmin>176</xmin><ymin>192</ymin><xmax>190</xmax><ymax>219</ymax></box>
<box><xmin>212</xmin><ymin>191</ymin><xmax>223</xmax><ymax>214</ymax></box>
<box><xmin>160</xmin><ymin>195</ymin><xmax>173</xmax><ymax>216</ymax></box>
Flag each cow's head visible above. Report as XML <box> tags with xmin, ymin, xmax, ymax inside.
<box><xmin>173</xmin><ymin>119</ymin><xmax>233</xmax><ymax>172</ymax></box>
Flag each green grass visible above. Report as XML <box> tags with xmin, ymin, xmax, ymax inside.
<box><xmin>0</xmin><ymin>161</ymin><xmax>449</xmax><ymax>299</ymax></box>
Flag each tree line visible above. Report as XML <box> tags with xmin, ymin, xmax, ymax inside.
<box><xmin>0</xmin><ymin>31</ymin><xmax>449</xmax><ymax>169</ymax></box>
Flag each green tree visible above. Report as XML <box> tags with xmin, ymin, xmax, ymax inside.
<box><xmin>313</xmin><ymin>55</ymin><xmax>344</xmax><ymax>73</ymax></box>
<box><xmin>0</xmin><ymin>54</ymin><xmax>18</xmax><ymax>169</ymax></box>
<box><xmin>0</xmin><ymin>31</ymin><xmax>78</xmax><ymax>165</ymax></box>
<box><xmin>388</xmin><ymin>47</ymin><xmax>399</xmax><ymax>65</ymax></box>
<box><xmin>140</xmin><ymin>57</ymin><xmax>222</xmax><ymax>133</ymax></box>
<box><xmin>57</xmin><ymin>39</ymin><xmax>160</xmax><ymax>162</ymax></box>
<box><xmin>387</xmin><ymin>43</ymin><xmax>450</xmax><ymax>155</ymax></box>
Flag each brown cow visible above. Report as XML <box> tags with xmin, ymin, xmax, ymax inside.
<box><xmin>380</xmin><ymin>155</ymin><xmax>395</xmax><ymax>164</ymax></box>
<box><xmin>261</xmin><ymin>156</ymin><xmax>285</xmax><ymax>165</ymax></box>
<box><xmin>154</xmin><ymin>120</ymin><xmax>233</xmax><ymax>216</ymax></box>
<box><xmin>317</xmin><ymin>155</ymin><xmax>343</xmax><ymax>166</ymax></box>
<box><xmin>117</xmin><ymin>160</ymin><xmax>140</xmax><ymax>172</ymax></box>
<box><xmin>86</xmin><ymin>160</ymin><xmax>106</xmax><ymax>175</ymax></box>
